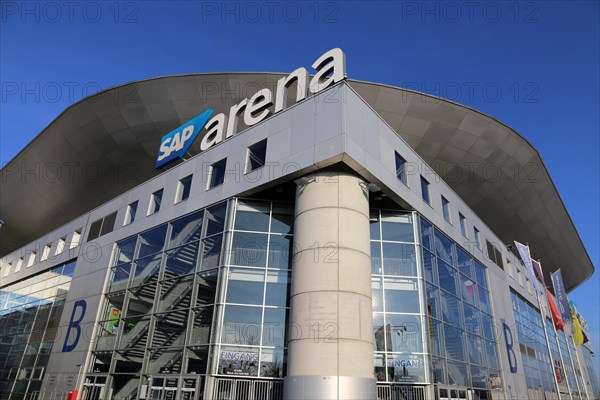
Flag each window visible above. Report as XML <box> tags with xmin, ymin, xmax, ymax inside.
<box><xmin>70</xmin><ymin>229</ymin><xmax>81</xmax><ymax>249</ymax></box>
<box><xmin>87</xmin><ymin>212</ymin><xmax>117</xmax><ymax>241</ymax></box>
<box><xmin>26</xmin><ymin>252</ymin><xmax>36</xmax><ymax>268</ymax></box>
<box><xmin>15</xmin><ymin>258</ymin><xmax>23</xmax><ymax>273</ymax></box>
<box><xmin>124</xmin><ymin>201</ymin><xmax>138</xmax><ymax>225</ymax></box>
<box><xmin>175</xmin><ymin>175</ymin><xmax>193</xmax><ymax>203</ymax></box>
<box><xmin>420</xmin><ymin>176</ymin><xmax>431</xmax><ymax>204</ymax></box>
<box><xmin>55</xmin><ymin>237</ymin><xmax>66</xmax><ymax>255</ymax></box>
<box><xmin>245</xmin><ymin>139</ymin><xmax>267</xmax><ymax>173</ymax></box>
<box><xmin>506</xmin><ymin>259</ymin><xmax>514</xmax><ymax>278</ymax></box>
<box><xmin>486</xmin><ymin>240</ymin><xmax>504</xmax><ymax>269</ymax></box>
<box><xmin>473</xmin><ymin>227</ymin><xmax>481</xmax><ymax>249</ymax></box>
<box><xmin>459</xmin><ymin>213</ymin><xmax>467</xmax><ymax>237</ymax></box>
<box><xmin>41</xmin><ymin>244</ymin><xmax>51</xmax><ymax>261</ymax></box>
<box><xmin>148</xmin><ymin>189</ymin><xmax>163</xmax><ymax>215</ymax></box>
<box><xmin>395</xmin><ymin>152</ymin><xmax>407</xmax><ymax>184</ymax></box>
<box><xmin>207</xmin><ymin>158</ymin><xmax>227</xmax><ymax>189</ymax></box>
<box><xmin>441</xmin><ymin>196</ymin><xmax>451</xmax><ymax>222</ymax></box>
<box><xmin>2</xmin><ymin>263</ymin><xmax>11</xmax><ymax>277</ymax></box>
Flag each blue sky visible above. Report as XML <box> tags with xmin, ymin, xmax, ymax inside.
<box><xmin>1</xmin><ymin>0</ymin><xmax>599</xmax><ymax>381</ymax></box>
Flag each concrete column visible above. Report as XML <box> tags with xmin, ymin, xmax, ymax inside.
<box><xmin>284</xmin><ymin>170</ymin><xmax>376</xmax><ymax>400</ymax></box>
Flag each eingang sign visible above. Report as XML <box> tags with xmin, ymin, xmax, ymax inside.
<box><xmin>155</xmin><ymin>48</ymin><xmax>346</xmax><ymax>169</ymax></box>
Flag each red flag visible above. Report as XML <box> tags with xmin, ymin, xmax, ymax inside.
<box><xmin>546</xmin><ymin>288</ymin><xmax>564</xmax><ymax>330</ymax></box>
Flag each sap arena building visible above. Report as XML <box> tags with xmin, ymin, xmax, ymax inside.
<box><xmin>0</xmin><ymin>49</ymin><xmax>598</xmax><ymax>400</ymax></box>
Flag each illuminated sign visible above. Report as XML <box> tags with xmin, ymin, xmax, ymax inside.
<box><xmin>155</xmin><ymin>48</ymin><xmax>346</xmax><ymax>169</ymax></box>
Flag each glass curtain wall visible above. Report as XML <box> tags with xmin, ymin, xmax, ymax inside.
<box><xmin>369</xmin><ymin>210</ymin><xmax>501</xmax><ymax>397</ymax></box>
<box><xmin>418</xmin><ymin>216</ymin><xmax>500</xmax><ymax>396</ymax></box>
<box><xmin>90</xmin><ymin>201</ymin><xmax>227</xmax><ymax>399</ymax></box>
<box><xmin>213</xmin><ymin>199</ymin><xmax>293</xmax><ymax>380</ymax></box>
<box><xmin>510</xmin><ymin>290</ymin><xmax>559</xmax><ymax>398</ymax></box>
<box><xmin>0</xmin><ymin>261</ymin><xmax>75</xmax><ymax>400</ymax></box>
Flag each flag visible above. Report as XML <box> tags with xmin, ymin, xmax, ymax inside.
<box><xmin>546</xmin><ymin>288</ymin><xmax>564</xmax><ymax>330</ymax></box>
<box><xmin>569</xmin><ymin>300</ymin><xmax>589</xmax><ymax>345</ymax></box>
<box><xmin>514</xmin><ymin>241</ymin><xmax>543</xmax><ymax>296</ymax></box>
<box><xmin>551</xmin><ymin>270</ymin><xmax>573</xmax><ymax>331</ymax></box>
<box><xmin>569</xmin><ymin>300</ymin><xmax>584</xmax><ymax>346</ymax></box>
<box><xmin>532</xmin><ymin>259</ymin><xmax>546</xmax><ymax>288</ymax></box>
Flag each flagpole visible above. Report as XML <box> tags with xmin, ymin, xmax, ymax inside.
<box><xmin>528</xmin><ymin>246</ymin><xmax>563</xmax><ymax>400</ymax></box>
<box><xmin>570</xmin><ymin>335</ymin><xmax>591</xmax><ymax>400</ymax></box>
<box><xmin>563</xmin><ymin>332</ymin><xmax>584</xmax><ymax>399</ymax></box>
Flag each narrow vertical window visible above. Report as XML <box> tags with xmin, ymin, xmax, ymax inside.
<box><xmin>2</xmin><ymin>263</ymin><xmax>10</xmax><ymax>277</ymax></box>
<box><xmin>124</xmin><ymin>201</ymin><xmax>138</xmax><ymax>225</ymax></box>
<box><xmin>55</xmin><ymin>237</ymin><xmax>66</xmax><ymax>255</ymax></box>
<box><xmin>459</xmin><ymin>213</ymin><xmax>467</xmax><ymax>237</ymax></box>
<box><xmin>41</xmin><ymin>244</ymin><xmax>51</xmax><ymax>261</ymax></box>
<box><xmin>71</xmin><ymin>229</ymin><xmax>81</xmax><ymax>249</ymax></box>
<box><xmin>15</xmin><ymin>257</ymin><xmax>24</xmax><ymax>273</ymax></box>
<box><xmin>246</xmin><ymin>139</ymin><xmax>267</xmax><ymax>173</ymax></box>
<box><xmin>473</xmin><ymin>227</ymin><xmax>481</xmax><ymax>249</ymax></box>
<box><xmin>420</xmin><ymin>176</ymin><xmax>431</xmax><ymax>205</ymax></box>
<box><xmin>26</xmin><ymin>252</ymin><xmax>36</xmax><ymax>268</ymax></box>
<box><xmin>208</xmin><ymin>158</ymin><xmax>227</xmax><ymax>189</ymax></box>
<box><xmin>395</xmin><ymin>152</ymin><xmax>407</xmax><ymax>185</ymax></box>
<box><xmin>148</xmin><ymin>189</ymin><xmax>164</xmax><ymax>215</ymax></box>
<box><xmin>176</xmin><ymin>175</ymin><xmax>193</xmax><ymax>203</ymax></box>
<box><xmin>441</xmin><ymin>196</ymin><xmax>451</xmax><ymax>223</ymax></box>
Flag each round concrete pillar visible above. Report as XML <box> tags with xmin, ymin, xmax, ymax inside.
<box><xmin>284</xmin><ymin>170</ymin><xmax>376</xmax><ymax>399</ymax></box>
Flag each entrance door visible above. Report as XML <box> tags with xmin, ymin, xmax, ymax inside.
<box><xmin>82</xmin><ymin>376</ymin><xmax>107</xmax><ymax>400</ymax></box>
<box><xmin>150</xmin><ymin>375</ymin><xmax>200</xmax><ymax>399</ymax></box>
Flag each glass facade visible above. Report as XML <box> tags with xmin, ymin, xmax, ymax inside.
<box><xmin>582</xmin><ymin>347</ymin><xmax>600</xmax><ymax>399</ymax></box>
<box><xmin>370</xmin><ymin>211</ymin><xmax>501</xmax><ymax>397</ymax></box>
<box><xmin>0</xmin><ymin>261</ymin><xmax>75</xmax><ymax>400</ymax></box>
<box><xmin>90</xmin><ymin>201</ymin><xmax>227</xmax><ymax>399</ymax></box>
<box><xmin>419</xmin><ymin>217</ymin><xmax>500</xmax><ymax>395</ymax></box>
<box><xmin>215</xmin><ymin>199</ymin><xmax>293</xmax><ymax>380</ymax></box>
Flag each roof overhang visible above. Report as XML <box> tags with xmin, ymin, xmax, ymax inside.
<box><xmin>0</xmin><ymin>73</ymin><xmax>594</xmax><ymax>291</ymax></box>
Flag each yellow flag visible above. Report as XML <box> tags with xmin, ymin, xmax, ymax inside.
<box><xmin>570</xmin><ymin>301</ymin><xmax>584</xmax><ymax>346</ymax></box>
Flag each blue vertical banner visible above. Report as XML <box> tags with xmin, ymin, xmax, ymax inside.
<box><xmin>502</xmin><ymin>320</ymin><xmax>518</xmax><ymax>373</ymax></box>
<box><xmin>551</xmin><ymin>270</ymin><xmax>573</xmax><ymax>331</ymax></box>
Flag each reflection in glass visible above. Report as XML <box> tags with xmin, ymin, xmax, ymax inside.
<box><xmin>386</xmin><ymin>314</ymin><xmax>422</xmax><ymax>353</ymax></box>
<box><xmin>200</xmin><ymin>234</ymin><xmax>222</xmax><ymax>271</ymax></box>
<box><xmin>231</xmin><ymin>232</ymin><xmax>268</xmax><ymax>267</ymax></box>
<box><xmin>374</xmin><ymin>353</ymin><xmax>387</xmax><ymax>382</ymax></box>
<box><xmin>382</xmin><ymin>243</ymin><xmax>417</xmax><ymax>276</ymax></box>
<box><xmin>170</xmin><ymin>211</ymin><xmax>203</xmax><ymax>248</ymax></box>
<box><xmin>131</xmin><ymin>253</ymin><xmax>162</xmax><ymax>288</ymax></box>
<box><xmin>226</xmin><ymin>268</ymin><xmax>264</xmax><ymax>305</ymax></box>
<box><xmin>438</xmin><ymin>261</ymin><xmax>457</xmax><ymax>296</ymax></box>
<box><xmin>235</xmin><ymin>201</ymin><xmax>270</xmax><ymax>232</ymax></box>
<box><xmin>205</xmin><ymin>202</ymin><xmax>227</xmax><ymax>236</ymax></box>
<box><xmin>381</xmin><ymin>212</ymin><xmax>414</xmax><ymax>243</ymax></box>
<box><xmin>222</xmin><ymin>305</ymin><xmax>262</xmax><ymax>345</ymax></box>
<box><xmin>427</xmin><ymin>318</ymin><xmax>444</xmax><ymax>356</ymax></box>
<box><xmin>190</xmin><ymin>307</ymin><xmax>214</xmax><ymax>345</ymax></box>
<box><xmin>218</xmin><ymin>346</ymin><xmax>259</xmax><ymax>377</ymax></box>
<box><xmin>373</xmin><ymin>313</ymin><xmax>386</xmax><ymax>352</ymax></box>
<box><xmin>372</xmin><ymin>276</ymin><xmax>384</xmax><ymax>309</ymax></box>
<box><xmin>435</xmin><ymin>230</ymin><xmax>454</xmax><ymax>265</ymax></box>
<box><xmin>441</xmin><ymin>292</ymin><xmax>462</xmax><ymax>326</ymax></box>
<box><xmin>109</xmin><ymin>264</ymin><xmax>131</xmax><ymax>293</ymax></box>
<box><xmin>371</xmin><ymin>242</ymin><xmax>382</xmax><ymax>275</ymax></box>
<box><xmin>265</xmin><ymin>271</ymin><xmax>290</xmax><ymax>307</ymax></box>
<box><xmin>115</xmin><ymin>237</ymin><xmax>137</xmax><ymax>265</ymax></box>
<box><xmin>260</xmin><ymin>348</ymin><xmax>286</xmax><ymax>378</ymax></box>
<box><xmin>263</xmin><ymin>308</ymin><xmax>287</xmax><ymax>347</ymax></box>
<box><xmin>444</xmin><ymin>324</ymin><xmax>466</xmax><ymax>362</ymax></box>
<box><xmin>271</xmin><ymin>204</ymin><xmax>293</xmax><ymax>234</ymax></box>
<box><xmin>447</xmin><ymin>360</ymin><xmax>469</xmax><ymax>386</ymax></box>
<box><xmin>164</xmin><ymin>243</ymin><xmax>199</xmax><ymax>277</ymax></box>
<box><xmin>196</xmin><ymin>271</ymin><xmax>218</xmax><ymax>307</ymax></box>
<box><xmin>268</xmin><ymin>235</ymin><xmax>292</xmax><ymax>269</ymax></box>
<box><xmin>138</xmin><ymin>225</ymin><xmax>167</xmax><ymax>258</ymax></box>
<box><xmin>384</xmin><ymin>277</ymin><xmax>420</xmax><ymax>313</ymax></box>
<box><xmin>460</xmin><ymin>274</ymin><xmax>477</xmax><ymax>306</ymax></box>
<box><xmin>387</xmin><ymin>354</ymin><xmax>426</xmax><ymax>383</ymax></box>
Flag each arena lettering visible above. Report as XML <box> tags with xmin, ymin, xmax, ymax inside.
<box><xmin>156</xmin><ymin>48</ymin><xmax>346</xmax><ymax>168</ymax></box>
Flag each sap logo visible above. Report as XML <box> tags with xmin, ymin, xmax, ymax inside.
<box><xmin>155</xmin><ymin>48</ymin><xmax>346</xmax><ymax>170</ymax></box>
<box><xmin>155</xmin><ymin>109</ymin><xmax>214</xmax><ymax>168</ymax></box>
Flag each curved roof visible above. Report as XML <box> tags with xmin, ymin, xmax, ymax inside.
<box><xmin>0</xmin><ymin>73</ymin><xmax>594</xmax><ymax>291</ymax></box>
